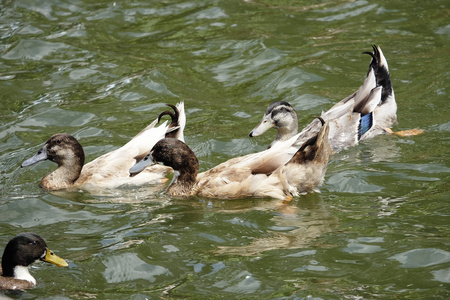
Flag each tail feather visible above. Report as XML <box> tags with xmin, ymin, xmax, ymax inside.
<box><xmin>353</xmin><ymin>68</ymin><xmax>376</xmax><ymax>112</ymax></box>
<box><xmin>360</xmin><ymin>86</ymin><xmax>382</xmax><ymax>115</ymax></box>
<box><xmin>363</xmin><ymin>45</ymin><xmax>392</xmax><ymax>103</ymax></box>
<box><xmin>158</xmin><ymin>102</ymin><xmax>185</xmax><ymax>142</ymax></box>
<box><xmin>290</xmin><ymin>119</ymin><xmax>330</xmax><ymax>164</ymax></box>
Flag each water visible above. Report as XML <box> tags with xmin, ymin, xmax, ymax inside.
<box><xmin>1</xmin><ymin>0</ymin><xmax>449</xmax><ymax>298</ymax></box>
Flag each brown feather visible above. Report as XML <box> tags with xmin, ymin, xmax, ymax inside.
<box><xmin>0</xmin><ymin>266</ymin><xmax>34</xmax><ymax>290</ymax></box>
<box><xmin>147</xmin><ymin>120</ymin><xmax>331</xmax><ymax>200</ymax></box>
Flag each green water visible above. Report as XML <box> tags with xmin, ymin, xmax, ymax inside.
<box><xmin>1</xmin><ymin>0</ymin><xmax>449</xmax><ymax>298</ymax></box>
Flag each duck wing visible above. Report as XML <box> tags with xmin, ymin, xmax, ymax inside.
<box><xmin>78</xmin><ymin>102</ymin><xmax>186</xmax><ymax>189</ymax></box>
<box><xmin>243</xmin><ymin>132</ymin><xmax>302</xmax><ymax>174</ymax></box>
<box><xmin>78</xmin><ymin>119</ymin><xmax>172</xmax><ymax>189</ymax></box>
<box><xmin>194</xmin><ymin>132</ymin><xmax>314</xmax><ymax>199</ymax></box>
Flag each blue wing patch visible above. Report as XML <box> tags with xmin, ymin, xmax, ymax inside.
<box><xmin>358</xmin><ymin>112</ymin><xmax>373</xmax><ymax>139</ymax></box>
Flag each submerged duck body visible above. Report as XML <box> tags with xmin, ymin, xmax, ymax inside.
<box><xmin>250</xmin><ymin>45</ymin><xmax>399</xmax><ymax>152</ymax></box>
<box><xmin>0</xmin><ymin>233</ymin><xmax>68</xmax><ymax>290</ymax></box>
<box><xmin>130</xmin><ymin>119</ymin><xmax>331</xmax><ymax>200</ymax></box>
<box><xmin>21</xmin><ymin>102</ymin><xmax>185</xmax><ymax>191</ymax></box>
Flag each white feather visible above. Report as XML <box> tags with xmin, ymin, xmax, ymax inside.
<box><xmin>14</xmin><ymin>266</ymin><xmax>36</xmax><ymax>285</ymax></box>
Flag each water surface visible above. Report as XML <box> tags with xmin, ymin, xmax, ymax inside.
<box><xmin>0</xmin><ymin>0</ymin><xmax>449</xmax><ymax>299</ymax></box>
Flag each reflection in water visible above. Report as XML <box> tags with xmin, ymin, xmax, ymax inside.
<box><xmin>376</xmin><ymin>196</ymin><xmax>407</xmax><ymax>218</ymax></box>
<box><xmin>431</xmin><ymin>268</ymin><xmax>450</xmax><ymax>284</ymax></box>
<box><xmin>326</xmin><ymin>136</ymin><xmax>410</xmax><ymax>194</ymax></box>
<box><xmin>214</xmin><ymin>193</ymin><xmax>338</xmax><ymax>256</ymax></box>
<box><xmin>103</xmin><ymin>252</ymin><xmax>171</xmax><ymax>283</ymax></box>
<box><xmin>342</xmin><ymin>237</ymin><xmax>384</xmax><ymax>254</ymax></box>
<box><xmin>389</xmin><ymin>248</ymin><xmax>450</xmax><ymax>268</ymax></box>
<box><xmin>214</xmin><ymin>270</ymin><xmax>261</xmax><ymax>294</ymax></box>
<box><xmin>2</xmin><ymin>39</ymin><xmax>72</xmax><ymax>61</ymax></box>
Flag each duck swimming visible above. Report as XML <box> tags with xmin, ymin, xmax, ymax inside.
<box><xmin>0</xmin><ymin>233</ymin><xmax>68</xmax><ymax>290</ymax></box>
<box><xmin>130</xmin><ymin>118</ymin><xmax>331</xmax><ymax>200</ymax></box>
<box><xmin>21</xmin><ymin>102</ymin><xmax>185</xmax><ymax>191</ymax></box>
<box><xmin>249</xmin><ymin>45</ymin><xmax>422</xmax><ymax>152</ymax></box>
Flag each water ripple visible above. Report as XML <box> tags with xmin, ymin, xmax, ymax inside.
<box><xmin>390</xmin><ymin>248</ymin><xmax>450</xmax><ymax>268</ymax></box>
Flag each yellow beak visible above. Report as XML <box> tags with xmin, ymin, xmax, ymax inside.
<box><xmin>41</xmin><ymin>247</ymin><xmax>69</xmax><ymax>267</ymax></box>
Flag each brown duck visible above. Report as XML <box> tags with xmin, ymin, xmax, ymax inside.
<box><xmin>130</xmin><ymin>118</ymin><xmax>331</xmax><ymax>200</ymax></box>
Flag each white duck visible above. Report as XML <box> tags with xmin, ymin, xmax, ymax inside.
<box><xmin>21</xmin><ymin>102</ymin><xmax>185</xmax><ymax>191</ymax></box>
<box><xmin>249</xmin><ymin>45</ymin><xmax>422</xmax><ymax>152</ymax></box>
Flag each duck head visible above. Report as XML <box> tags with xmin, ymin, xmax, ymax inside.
<box><xmin>249</xmin><ymin>101</ymin><xmax>298</xmax><ymax>143</ymax></box>
<box><xmin>21</xmin><ymin>133</ymin><xmax>85</xmax><ymax>190</ymax></box>
<box><xmin>131</xmin><ymin>138</ymin><xmax>198</xmax><ymax>174</ymax></box>
<box><xmin>130</xmin><ymin>138</ymin><xmax>199</xmax><ymax>195</ymax></box>
<box><xmin>1</xmin><ymin>233</ymin><xmax>68</xmax><ymax>287</ymax></box>
<box><xmin>21</xmin><ymin>133</ymin><xmax>85</xmax><ymax>169</ymax></box>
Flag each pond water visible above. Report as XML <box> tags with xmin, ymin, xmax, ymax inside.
<box><xmin>0</xmin><ymin>0</ymin><xmax>449</xmax><ymax>299</ymax></box>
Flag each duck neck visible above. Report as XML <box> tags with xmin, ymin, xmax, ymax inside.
<box><xmin>13</xmin><ymin>265</ymin><xmax>37</xmax><ymax>285</ymax></box>
<box><xmin>275</xmin><ymin>121</ymin><xmax>298</xmax><ymax>143</ymax></box>
<box><xmin>1</xmin><ymin>261</ymin><xmax>36</xmax><ymax>285</ymax></box>
<box><xmin>1</xmin><ymin>258</ymin><xmax>14</xmax><ymax>277</ymax></box>
<box><xmin>41</xmin><ymin>157</ymin><xmax>83</xmax><ymax>190</ymax></box>
<box><xmin>167</xmin><ymin>167</ymin><xmax>197</xmax><ymax>196</ymax></box>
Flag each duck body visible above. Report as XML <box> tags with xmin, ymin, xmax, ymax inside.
<box><xmin>21</xmin><ymin>102</ymin><xmax>185</xmax><ymax>191</ymax></box>
<box><xmin>0</xmin><ymin>233</ymin><xmax>68</xmax><ymax>290</ymax></box>
<box><xmin>130</xmin><ymin>119</ymin><xmax>331</xmax><ymax>200</ymax></box>
<box><xmin>250</xmin><ymin>45</ymin><xmax>398</xmax><ymax>153</ymax></box>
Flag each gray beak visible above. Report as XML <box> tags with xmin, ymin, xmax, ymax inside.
<box><xmin>21</xmin><ymin>145</ymin><xmax>48</xmax><ymax>167</ymax></box>
<box><xmin>249</xmin><ymin>114</ymin><xmax>274</xmax><ymax>137</ymax></box>
<box><xmin>129</xmin><ymin>153</ymin><xmax>154</xmax><ymax>176</ymax></box>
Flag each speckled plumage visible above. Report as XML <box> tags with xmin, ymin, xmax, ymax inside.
<box><xmin>131</xmin><ymin>119</ymin><xmax>331</xmax><ymax>200</ymax></box>
<box><xmin>250</xmin><ymin>45</ymin><xmax>397</xmax><ymax>153</ymax></box>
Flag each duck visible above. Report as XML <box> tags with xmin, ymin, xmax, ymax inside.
<box><xmin>21</xmin><ymin>102</ymin><xmax>186</xmax><ymax>191</ymax></box>
<box><xmin>0</xmin><ymin>233</ymin><xmax>68</xmax><ymax>290</ymax></box>
<box><xmin>249</xmin><ymin>45</ymin><xmax>422</xmax><ymax>152</ymax></box>
<box><xmin>129</xmin><ymin>118</ymin><xmax>331</xmax><ymax>200</ymax></box>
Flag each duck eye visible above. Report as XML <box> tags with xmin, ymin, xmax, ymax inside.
<box><xmin>57</xmin><ymin>139</ymin><xmax>62</xmax><ymax>144</ymax></box>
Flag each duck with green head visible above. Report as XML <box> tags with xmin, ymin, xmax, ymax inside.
<box><xmin>0</xmin><ymin>233</ymin><xmax>68</xmax><ymax>290</ymax></box>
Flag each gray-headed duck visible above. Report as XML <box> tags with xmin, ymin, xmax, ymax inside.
<box><xmin>250</xmin><ymin>45</ymin><xmax>422</xmax><ymax>152</ymax></box>
<box><xmin>21</xmin><ymin>102</ymin><xmax>185</xmax><ymax>191</ymax></box>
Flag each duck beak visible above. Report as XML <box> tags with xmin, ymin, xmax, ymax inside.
<box><xmin>41</xmin><ymin>247</ymin><xmax>68</xmax><ymax>267</ymax></box>
<box><xmin>249</xmin><ymin>115</ymin><xmax>274</xmax><ymax>137</ymax></box>
<box><xmin>129</xmin><ymin>153</ymin><xmax>154</xmax><ymax>176</ymax></box>
<box><xmin>21</xmin><ymin>145</ymin><xmax>48</xmax><ymax>167</ymax></box>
